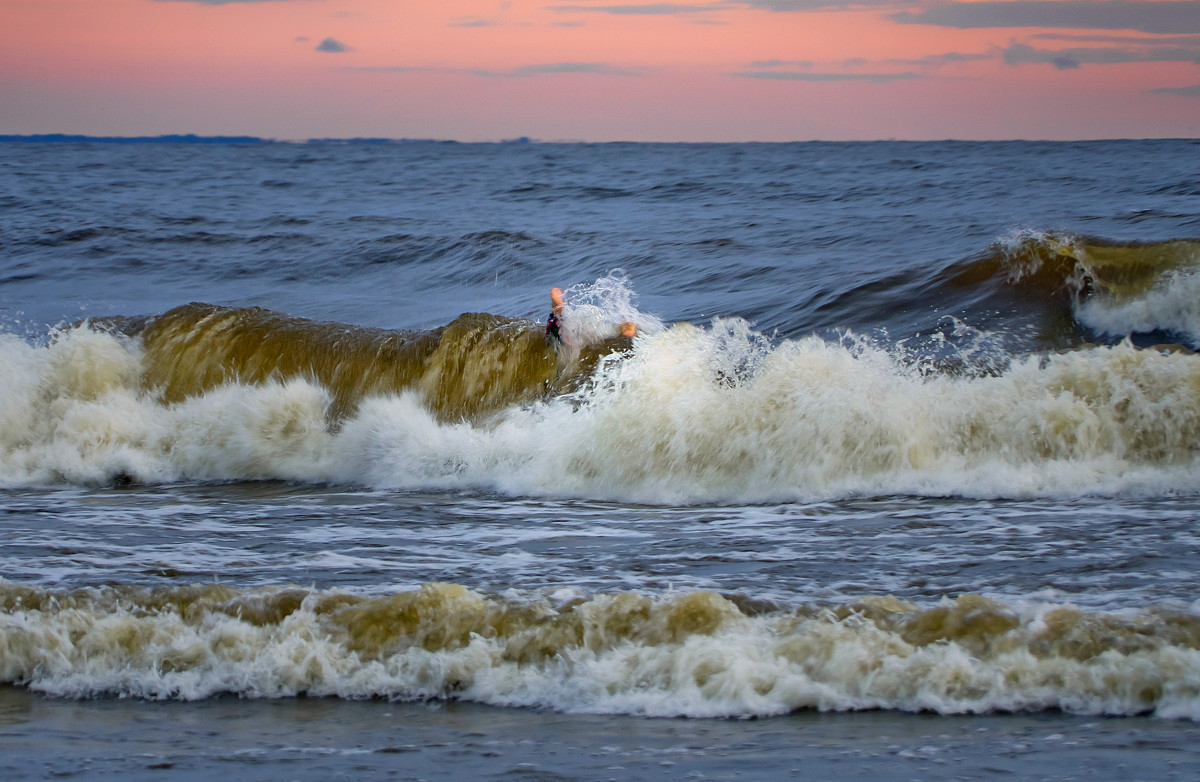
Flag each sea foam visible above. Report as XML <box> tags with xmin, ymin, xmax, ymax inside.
<box><xmin>2</xmin><ymin>581</ymin><xmax>1198</xmax><ymax>719</ymax></box>
<box><xmin>3</xmin><ymin>309</ymin><xmax>1200</xmax><ymax>503</ymax></box>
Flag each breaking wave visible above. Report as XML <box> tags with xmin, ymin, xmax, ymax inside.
<box><xmin>956</xmin><ymin>231</ymin><xmax>1200</xmax><ymax>348</ymax></box>
<box><xmin>3</xmin><ymin>258</ymin><xmax>1200</xmax><ymax>502</ymax></box>
<box><xmin>2</xmin><ymin>580</ymin><xmax>1197</xmax><ymax>719</ymax></box>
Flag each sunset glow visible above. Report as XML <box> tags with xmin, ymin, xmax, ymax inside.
<box><xmin>2</xmin><ymin>0</ymin><xmax>1198</xmax><ymax>140</ymax></box>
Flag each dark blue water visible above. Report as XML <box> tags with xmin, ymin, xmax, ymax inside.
<box><xmin>4</xmin><ymin>140</ymin><xmax>1196</xmax><ymax>337</ymax></box>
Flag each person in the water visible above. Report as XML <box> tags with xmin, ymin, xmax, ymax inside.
<box><xmin>546</xmin><ymin>287</ymin><xmax>566</xmax><ymax>343</ymax></box>
<box><xmin>546</xmin><ymin>287</ymin><xmax>637</xmax><ymax>344</ymax></box>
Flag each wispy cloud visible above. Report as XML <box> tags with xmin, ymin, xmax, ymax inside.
<box><xmin>315</xmin><ymin>38</ymin><xmax>349</xmax><ymax>53</ymax></box>
<box><xmin>548</xmin><ymin>3</ymin><xmax>721</xmax><ymax>14</ymax></box>
<box><xmin>351</xmin><ymin>66</ymin><xmax>436</xmax><ymax>73</ymax></box>
<box><xmin>734</xmin><ymin>0</ymin><xmax>898</xmax><ymax>9</ymax></box>
<box><xmin>547</xmin><ymin>0</ymin><xmax>886</xmax><ymax>13</ymax></box>
<box><xmin>751</xmin><ymin>58</ymin><xmax>815</xmax><ymax>68</ymax></box>
<box><xmin>352</xmin><ymin>62</ymin><xmax>641</xmax><ymax>77</ymax></box>
<box><xmin>451</xmin><ymin>18</ymin><xmax>501</xmax><ymax>27</ymax></box>
<box><xmin>752</xmin><ymin>33</ymin><xmax>1199</xmax><ymax>77</ymax></box>
<box><xmin>473</xmin><ymin>62</ymin><xmax>644</xmax><ymax>76</ymax></box>
<box><xmin>892</xmin><ymin>1</ymin><xmax>1200</xmax><ymax>36</ymax></box>
<box><xmin>152</xmin><ymin>0</ymin><xmax>299</xmax><ymax>4</ymax></box>
<box><xmin>1031</xmin><ymin>32</ymin><xmax>1200</xmax><ymax>45</ymax></box>
<box><xmin>733</xmin><ymin>69</ymin><xmax>920</xmax><ymax>81</ymax></box>
<box><xmin>1150</xmin><ymin>83</ymin><xmax>1200</xmax><ymax>97</ymax></box>
<box><xmin>450</xmin><ymin>3</ymin><xmax>523</xmax><ymax>28</ymax></box>
<box><xmin>886</xmin><ymin>51</ymin><xmax>993</xmax><ymax>67</ymax></box>
<box><xmin>1002</xmin><ymin>40</ymin><xmax>1200</xmax><ymax>69</ymax></box>
<box><xmin>739</xmin><ymin>55</ymin><xmax>927</xmax><ymax>81</ymax></box>
<box><xmin>548</xmin><ymin>0</ymin><xmax>1200</xmax><ymax>32</ymax></box>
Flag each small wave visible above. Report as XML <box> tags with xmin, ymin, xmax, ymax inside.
<box><xmin>989</xmin><ymin>231</ymin><xmax>1200</xmax><ymax>346</ymax></box>
<box><xmin>32</xmin><ymin>226</ymin><xmax>134</xmax><ymax>247</ymax></box>
<box><xmin>2</xmin><ymin>581</ymin><xmax>1197</xmax><ymax>719</ymax></box>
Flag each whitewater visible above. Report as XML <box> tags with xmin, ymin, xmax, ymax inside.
<box><xmin>2</xmin><ymin>138</ymin><xmax>1199</xmax><ymax>780</ymax></box>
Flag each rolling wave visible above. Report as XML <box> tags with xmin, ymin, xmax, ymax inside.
<box><xmin>2</xmin><ymin>253</ymin><xmax>1200</xmax><ymax>500</ymax></box>
<box><xmin>111</xmin><ymin>303</ymin><xmax>557</xmax><ymax>423</ymax></box>
<box><xmin>949</xmin><ymin>231</ymin><xmax>1200</xmax><ymax>349</ymax></box>
<box><xmin>0</xmin><ymin>317</ymin><xmax>1198</xmax><ymax>501</ymax></box>
<box><xmin>2</xmin><ymin>580</ymin><xmax>1197</xmax><ymax>719</ymax></box>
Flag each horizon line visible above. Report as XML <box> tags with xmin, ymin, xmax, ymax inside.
<box><xmin>1</xmin><ymin>133</ymin><xmax>1197</xmax><ymax>145</ymax></box>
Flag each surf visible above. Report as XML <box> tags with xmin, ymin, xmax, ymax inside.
<box><xmin>947</xmin><ymin>231</ymin><xmax>1200</xmax><ymax>350</ymax></box>
<box><xmin>99</xmin><ymin>303</ymin><xmax>558</xmax><ymax>423</ymax></box>
<box><xmin>2</xmin><ymin>312</ymin><xmax>1199</xmax><ymax>503</ymax></box>
<box><xmin>3</xmin><ymin>258</ymin><xmax>1200</xmax><ymax>502</ymax></box>
<box><xmin>2</xmin><ymin>579</ymin><xmax>1197</xmax><ymax>719</ymax></box>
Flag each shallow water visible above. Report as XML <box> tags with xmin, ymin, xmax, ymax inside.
<box><xmin>3</xmin><ymin>483</ymin><xmax>1199</xmax><ymax>610</ymax></box>
<box><xmin>3</xmin><ymin>688</ymin><xmax>1199</xmax><ymax>782</ymax></box>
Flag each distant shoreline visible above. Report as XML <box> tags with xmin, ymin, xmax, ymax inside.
<box><xmin>0</xmin><ymin>134</ymin><xmax>510</xmax><ymax>145</ymax></box>
<box><xmin>0</xmin><ymin>134</ymin><xmax>1192</xmax><ymax>145</ymax></box>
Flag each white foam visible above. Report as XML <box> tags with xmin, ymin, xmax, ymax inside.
<box><xmin>3</xmin><ymin>584</ymin><xmax>1198</xmax><ymax>719</ymax></box>
<box><xmin>1077</xmin><ymin>268</ymin><xmax>1200</xmax><ymax>348</ymax></box>
<box><xmin>997</xmin><ymin>229</ymin><xmax>1200</xmax><ymax>347</ymax></box>
<box><xmin>2</xmin><ymin>317</ymin><xmax>1200</xmax><ymax>503</ymax></box>
<box><xmin>558</xmin><ymin>269</ymin><xmax>665</xmax><ymax>346</ymax></box>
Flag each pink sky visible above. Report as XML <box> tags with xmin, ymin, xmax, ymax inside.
<box><xmin>2</xmin><ymin>0</ymin><xmax>1198</xmax><ymax>140</ymax></box>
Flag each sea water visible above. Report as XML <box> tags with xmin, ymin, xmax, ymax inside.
<box><xmin>1</xmin><ymin>139</ymin><xmax>1199</xmax><ymax>780</ymax></box>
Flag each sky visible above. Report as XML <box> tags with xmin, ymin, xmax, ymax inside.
<box><xmin>1</xmin><ymin>0</ymin><xmax>1198</xmax><ymax>141</ymax></box>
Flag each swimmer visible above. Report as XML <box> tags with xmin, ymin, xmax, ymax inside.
<box><xmin>546</xmin><ymin>287</ymin><xmax>565</xmax><ymax>343</ymax></box>
<box><xmin>546</xmin><ymin>287</ymin><xmax>638</xmax><ymax>343</ymax></box>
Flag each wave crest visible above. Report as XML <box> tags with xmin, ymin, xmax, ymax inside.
<box><xmin>993</xmin><ymin>231</ymin><xmax>1200</xmax><ymax>346</ymax></box>
<box><xmin>4</xmin><ymin>309</ymin><xmax>1200</xmax><ymax>501</ymax></box>
<box><xmin>3</xmin><ymin>581</ymin><xmax>1198</xmax><ymax>719</ymax></box>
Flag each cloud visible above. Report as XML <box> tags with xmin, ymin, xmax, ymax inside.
<box><xmin>1031</xmin><ymin>32</ymin><xmax>1200</xmax><ymax>45</ymax></box>
<box><xmin>740</xmin><ymin>56</ymin><xmax>931</xmax><ymax>79</ymax></box>
<box><xmin>349</xmin><ymin>63</ymin><xmax>639</xmax><ymax>77</ymax></box>
<box><xmin>315</xmin><ymin>38</ymin><xmax>349</xmax><ymax>53</ymax></box>
<box><xmin>887</xmin><ymin>51</ymin><xmax>994</xmax><ymax>66</ymax></box>
<box><xmin>1002</xmin><ymin>40</ymin><xmax>1200</xmax><ymax>69</ymax></box>
<box><xmin>152</xmin><ymin>0</ymin><xmax>298</xmax><ymax>4</ymax></box>
<box><xmin>548</xmin><ymin>3</ymin><xmax>721</xmax><ymax>13</ymax></box>
<box><xmin>451</xmin><ymin>17</ymin><xmax>533</xmax><ymax>27</ymax></box>
<box><xmin>750</xmin><ymin>29</ymin><xmax>1199</xmax><ymax>81</ymax></box>
<box><xmin>451</xmin><ymin>3</ymin><xmax>522</xmax><ymax>27</ymax></box>
<box><xmin>892</xmin><ymin>1</ymin><xmax>1200</xmax><ymax>36</ymax></box>
<box><xmin>751</xmin><ymin>58</ymin><xmax>815</xmax><ymax>68</ymax></box>
<box><xmin>352</xmin><ymin>66</ymin><xmax>435</xmax><ymax>73</ymax></box>
<box><xmin>733</xmin><ymin>69</ymin><xmax>920</xmax><ymax>81</ymax></box>
<box><xmin>547</xmin><ymin>0</ymin><xmax>877</xmax><ymax>13</ymax></box>
<box><xmin>473</xmin><ymin>62</ymin><xmax>644</xmax><ymax>76</ymax></box>
<box><xmin>735</xmin><ymin>0</ymin><xmax>897</xmax><ymax>8</ymax></box>
<box><xmin>1150</xmin><ymin>83</ymin><xmax>1200</xmax><ymax>96</ymax></box>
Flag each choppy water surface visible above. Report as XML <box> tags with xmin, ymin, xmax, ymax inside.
<box><xmin>3</xmin><ymin>485</ymin><xmax>1198</xmax><ymax>610</ymax></box>
<box><xmin>2</xmin><ymin>139</ymin><xmax>1200</xmax><ymax>779</ymax></box>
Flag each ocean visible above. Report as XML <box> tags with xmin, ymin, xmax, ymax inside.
<box><xmin>1</xmin><ymin>139</ymin><xmax>1199</xmax><ymax>780</ymax></box>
